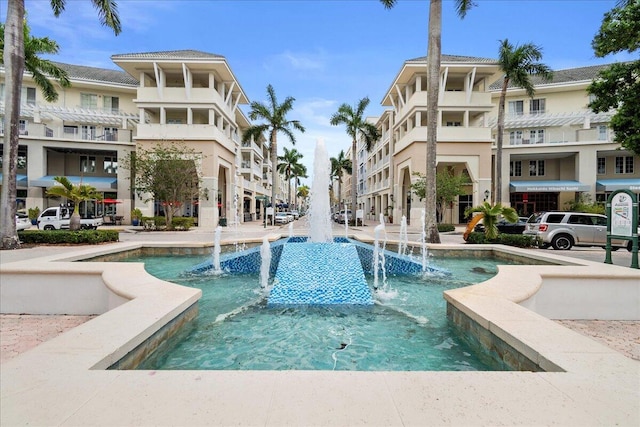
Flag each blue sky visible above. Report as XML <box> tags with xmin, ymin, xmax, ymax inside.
<box><xmin>4</xmin><ymin>0</ymin><xmax>634</xmax><ymax>183</ymax></box>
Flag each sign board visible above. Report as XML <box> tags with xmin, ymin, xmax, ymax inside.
<box><xmin>610</xmin><ymin>192</ymin><xmax>634</xmax><ymax>237</ymax></box>
<box><xmin>605</xmin><ymin>189</ymin><xmax>638</xmax><ymax>268</ymax></box>
<box><xmin>266</xmin><ymin>207</ymin><xmax>274</xmax><ymax>216</ymax></box>
<box><xmin>355</xmin><ymin>209</ymin><xmax>364</xmax><ymax>219</ymax></box>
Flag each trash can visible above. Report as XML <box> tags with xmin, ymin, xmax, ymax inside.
<box><xmin>219</xmin><ymin>217</ymin><xmax>227</xmax><ymax>227</ymax></box>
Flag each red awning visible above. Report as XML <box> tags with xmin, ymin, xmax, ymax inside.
<box><xmin>102</xmin><ymin>199</ymin><xmax>121</xmax><ymax>204</ymax></box>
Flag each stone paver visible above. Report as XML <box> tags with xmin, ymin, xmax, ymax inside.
<box><xmin>0</xmin><ymin>314</ymin><xmax>95</xmax><ymax>363</ymax></box>
<box><xmin>556</xmin><ymin>319</ymin><xmax>640</xmax><ymax>361</ymax></box>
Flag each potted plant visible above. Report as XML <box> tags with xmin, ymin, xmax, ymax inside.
<box><xmin>28</xmin><ymin>207</ymin><xmax>40</xmax><ymax>225</ymax></box>
<box><xmin>131</xmin><ymin>208</ymin><xmax>143</xmax><ymax>226</ymax></box>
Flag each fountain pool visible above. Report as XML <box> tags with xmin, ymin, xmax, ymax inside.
<box><xmin>117</xmin><ymin>242</ymin><xmax>522</xmax><ymax>371</ymax></box>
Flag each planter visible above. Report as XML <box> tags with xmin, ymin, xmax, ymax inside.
<box><xmin>132</xmin><ymin>219</ymin><xmax>140</xmax><ymax>226</ymax></box>
<box><xmin>219</xmin><ymin>218</ymin><xmax>227</xmax><ymax>227</ymax></box>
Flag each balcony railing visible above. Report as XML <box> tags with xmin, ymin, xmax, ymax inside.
<box><xmin>0</xmin><ymin>121</ymin><xmax>133</xmax><ymax>143</ymax></box>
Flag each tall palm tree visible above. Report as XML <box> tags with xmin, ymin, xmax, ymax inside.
<box><xmin>277</xmin><ymin>147</ymin><xmax>303</xmax><ymax>209</ymax></box>
<box><xmin>291</xmin><ymin>162</ymin><xmax>307</xmax><ymax>210</ymax></box>
<box><xmin>242</xmin><ymin>84</ymin><xmax>305</xmax><ymax>224</ymax></box>
<box><xmin>1</xmin><ymin>0</ymin><xmax>120</xmax><ymax>249</ymax></box>
<box><xmin>330</xmin><ymin>97</ymin><xmax>380</xmax><ymax>222</ymax></box>
<box><xmin>380</xmin><ymin>0</ymin><xmax>473</xmax><ymax>243</ymax></box>
<box><xmin>330</xmin><ymin>150</ymin><xmax>352</xmax><ymax>208</ymax></box>
<box><xmin>495</xmin><ymin>39</ymin><xmax>552</xmax><ymax>204</ymax></box>
<box><xmin>46</xmin><ymin>176</ymin><xmax>103</xmax><ymax>230</ymax></box>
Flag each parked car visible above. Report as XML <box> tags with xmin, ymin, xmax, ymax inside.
<box><xmin>474</xmin><ymin>216</ymin><xmax>529</xmax><ymax>235</ymax></box>
<box><xmin>274</xmin><ymin>212</ymin><xmax>290</xmax><ymax>224</ymax></box>
<box><xmin>290</xmin><ymin>210</ymin><xmax>300</xmax><ymax>220</ymax></box>
<box><xmin>16</xmin><ymin>212</ymin><xmax>31</xmax><ymax>231</ymax></box>
<box><xmin>336</xmin><ymin>210</ymin><xmax>353</xmax><ymax>224</ymax></box>
<box><xmin>37</xmin><ymin>206</ymin><xmax>103</xmax><ymax>230</ymax></box>
<box><xmin>283</xmin><ymin>212</ymin><xmax>295</xmax><ymax>222</ymax></box>
<box><xmin>524</xmin><ymin>211</ymin><xmax>631</xmax><ymax>251</ymax></box>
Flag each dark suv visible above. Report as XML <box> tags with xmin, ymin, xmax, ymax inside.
<box><xmin>523</xmin><ymin>211</ymin><xmax>631</xmax><ymax>251</ymax></box>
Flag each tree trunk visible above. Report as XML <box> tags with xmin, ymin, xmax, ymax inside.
<box><xmin>351</xmin><ymin>136</ymin><xmax>357</xmax><ymax>224</ymax></box>
<box><xmin>495</xmin><ymin>77</ymin><xmax>509</xmax><ymax>205</ymax></box>
<box><xmin>1</xmin><ymin>0</ymin><xmax>25</xmax><ymax>249</ymax></box>
<box><xmin>425</xmin><ymin>0</ymin><xmax>442</xmax><ymax>243</ymax></box>
<box><xmin>270</xmin><ymin>132</ymin><xmax>277</xmax><ymax>226</ymax></box>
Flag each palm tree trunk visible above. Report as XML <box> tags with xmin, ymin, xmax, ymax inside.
<box><xmin>351</xmin><ymin>137</ymin><xmax>357</xmax><ymax>224</ymax></box>
<box><xmin>495</xmin><ymin>78</ymin><xmax>509</xmax><ymax>205</ymax></box>
<box><xmin>1</xmin><ymin>0</ymin><xmax>25</xmax><ymax>249</ymax></box>
<box><xmin>425</xmin><ymin>0</ymin><xmax>441</xmax><ymax>243</ymax></box>
<box><xmin>270</xmin><ymin>132</ymin><xmax>277</xmax><ymax>226</ymax></box>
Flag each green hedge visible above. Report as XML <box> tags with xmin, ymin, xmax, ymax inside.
<box><xmin>18</xmin><ymin>229</ymin><xmax>119</xmax><ymax>245</ymax></box>
<box><xmin>437</xmin><ymin>223</ymin><xmax>456</xmax><ymax>232</ymax></box>
<box><xmin>466</xmin><ymin>231</ymin><xmax>536</xmax><ymax>248</ymax></box>
<box><xmin>140</xmin><ymin>216</ymin><xmax>194</xmax><ymax>231</ymax></box>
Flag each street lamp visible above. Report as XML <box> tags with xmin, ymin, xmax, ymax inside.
<box><xmin>484</xmin><ymin>189</ymin><xmax>490</xmax><ymax>202</ymax></box>
<box><xmin>256</xmin><ymin>195</ymin><xmax>269</xmax><ymax>229</ymax></box>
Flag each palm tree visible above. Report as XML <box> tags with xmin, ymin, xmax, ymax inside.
<box><xmin>464</xmin><ymin>202</ymin><xmax>518</xmax><ymax>241</ymax></box>
<box><xmin>242</xmin><ymin>84</ymin><xmax>305</xmax><ymax>224</ymax></box>
<box><xmin>1</xmin><ymin>0</ymin><xmax>120</xmax><ymax>249</ymax></box>
<box><xmin>379</xmin><ymin>0</ymin><xmax>474</xmax><ymax>243</ymax></box>
<box><xmin>277</xmin><ymin>147</ymin><xmax>303</xmax><ymax>209</ymax></box>
<box><xmin>330</xmin><ymin>150</ymin><xmax>352</xmax><ymax>208</ymax></box>
<box><xmin>495</xmin><ymin>39</ymin><xmax>552</xmax><ymax>204</ymax></box>
<box><xmin>330</xmin><ymin>97</ymin><xmax>380</xmax><ymax>223</ymax></box>
<box><xmin>46</xmin><ymin>176</ymin><xmax>103</xmax><ymax>230</ymax></box>
<box><xmin>297</xmin><ymin>184</ymin><xmax>310</xmax><ymax>212</ymax></box>
<box><xmin>291</xmin><ymin>162</ymin><xmax>307</xmax><ymax>211</ymax></box>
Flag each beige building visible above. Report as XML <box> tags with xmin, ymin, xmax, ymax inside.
<box><xmin>377</xmin><ymin>55</ymin><xmax>500</xmax><ymax>224</ymax></box>
<box><xmin>1</xmin><ymin>50</ymin><xmax>274</xmax><ymax>228</ymax></box>
<box><xmin>488</xmin><ymin>63</ymin><xmax>639</xmax><ymax>217</ymax></box>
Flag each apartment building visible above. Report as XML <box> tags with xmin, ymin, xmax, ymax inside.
<box><xmin>489</xmin><ymin>63</ymin><xmax>640</xmax><ymax>217</ymax></box>
<box><xmin>378</xmin><ymin>55</ymin><xmax>500</xmax><ymax>224</ymax></box>
<box><xmin>1</xmin><ymin>50</ymin><xmax>273</xmax><ymax>228</ymax></box>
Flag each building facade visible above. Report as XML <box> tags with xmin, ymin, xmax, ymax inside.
<box><xmin>1</xmin><ymin>50</ymin><xmax>273</xmax><ymax>228</ymax></box>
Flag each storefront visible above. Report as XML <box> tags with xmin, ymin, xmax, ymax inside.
<box><xmin>509</xmin><ymin>180</ymin><xmax>591</xmax><ymax>215</ymax></box>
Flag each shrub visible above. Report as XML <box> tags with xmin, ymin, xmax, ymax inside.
<box><xmin>18</xmin><ymin>229</ymin><xmax>119</xmax><ymax>245</ymax></box>
<box><xmin>465</xmin><ymin>231</ymin><xmax>536</xmax><ymax>248</ymax></box>
<box><xmin>171</xmin><ymin>216</ymin><xmax>194</xmax><ymax>230</ymax></box>
<box><xmin>437</xmin><ymin>223</ymin><xmax>456</xmax><ymax>232</ymax></box>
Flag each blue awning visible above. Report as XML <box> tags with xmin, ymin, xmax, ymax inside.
<box><xmin>509</xmin><ymin>180</ymin><xmax>591</xmax><ymax>193</ymax></box>
<box><xmin>0</xmin><ymin>173</ymin><xmax>28</xmax><ymax>188</ymax></box>
<box><xmin>31</xmin><ymin>175</ymin><xmax>117</xmax><ymax>191</ymax></box>
<box><xmin>596</xmin><ymin>179</ymin><xmax>640</xmax><ymax>192</ymax></box>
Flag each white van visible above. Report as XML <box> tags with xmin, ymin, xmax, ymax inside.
<box><xmin>37</xmin><ymin>206</ymin><xmax>103</xmax><ymax>230</ymax></box>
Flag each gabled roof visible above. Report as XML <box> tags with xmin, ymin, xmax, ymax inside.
<box><xmin>50</xmin><ymin>62</ymin><xmax>138</xmax><ymax>86</ymax></box>
<box><xmin>111</xmin><ymin>50</ymin><xmax>224</xmax><ymax>61</ymax></box>
<box><xmin>407</xmin><ymin>54</ymin><xmax>498</xmax><ymax>64</ymax></box>
<box><xmin>488</xmin><ymin>63</ymin><xmax>615</xmax><ymax>91</ymax></box>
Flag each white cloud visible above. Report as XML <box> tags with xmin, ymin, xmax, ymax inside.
<box><xmin>264</xmin><ymin>49</ymin><xmax>328</xmax><ymax>73</ymax></box>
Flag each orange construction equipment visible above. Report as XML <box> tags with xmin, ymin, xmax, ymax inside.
<box><xmin>463</xmin><ymin>213</ymin><xmax>484</xmax><ymax>241</ymax></box>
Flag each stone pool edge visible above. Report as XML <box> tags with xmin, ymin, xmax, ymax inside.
<box><xmin>1</xmin><ymin>239</ymin><xmax>639</xmax><ymax>426</ymax></box>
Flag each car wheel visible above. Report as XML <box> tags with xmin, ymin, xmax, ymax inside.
<box><xmin>539</xmin><ymin>243</ymin><xmax>550</xmax><ymax>249</ymax></box>
<box><xmin>43</xmin><ymin>225</ymin><xmax>55</xmax><ymax>231</ymax></box>
<box><xmin>552</xmin><ymin>234</ymin><xmax>573</xmax><ymax>250</ymax></box>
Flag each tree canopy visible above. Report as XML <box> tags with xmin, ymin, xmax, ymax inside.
<box><xmin>46</xmin><ymin>176</ymin><xmax>102</xmax><ymax>230</ymax></box>
<box><xmin>410</xmin><ymin>170</ymin><xmax>470</xmax><ymax>223</ymax></box>
<box><xmin>588</xmin><ymin>0</ymin><xmax>640</xmax><ymax>155</ymax></box>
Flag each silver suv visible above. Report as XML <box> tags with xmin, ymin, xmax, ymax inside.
<box><xmin>524</xmin><ymin>212</ymin><xmax>631</xmax><ymax>251</ymax></box>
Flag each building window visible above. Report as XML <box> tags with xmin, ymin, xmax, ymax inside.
<box><xmin>81</xmin><ymin>125</ymin><xmax>96</xmax><ymax>140</ymax></box>
<box><xmin>508</xmin><ymin>100</ymin><xmax>524</xmax><ymax>116</ymax></box>
<box><xmin>80</xmin><ymin>156</ymin><xmax>96</xmax><ymax>173</ymax></box>
<box><xmin>509</xmin><ymin>130</ymin><xmax>523</xmax><ymax>145</ymax></box>
<box><xmin>510</xmin><ymin>160</ymin><xmax>522</xmax><ymax>177</ymax></box>
<box><xmin>103</xmin><ymin>157</ymin><xmax>118</xmax><ymax>174</ymax></box>
<box><xmin>446</xmin><ymin>121</ymin><xmax>462</xmax><ymax>127</ymax></box>
<box><xmin>22</xmin><ymin>87</ymin><xmax>36</xmax><ymax>105</ymax></box>
<box><xmin>598</xmin><ymin>125</ymin><xmax>608</xmax><ymax>141</ymax></box>
<box><xmin>104</xmin><ymin>127</ymin><xmax>118</xmax><ymax>141</ymax></box>
<box><xmin>529</xmin><ymin>160</ymin><xmax>545</xmax><ymax>177</ymax></box>
<box><xmin>615</xmin><ymin>156</ymin><xmax>634</xmax><ymax>174</ymax></box>
<box><xmin>103</xmin><ymin>96</ymin><xmax>119</xmax><ymax>113</ymax></box>
<box><xmin>530</xmin><ymin>98</ymin><xmax>545</xmax><ymax>115</ymax></box>
<box><xmin>18</xmin><ymin>119</ymin><xmax>28</xmax><ymax>135</ymax></box>
<box><xmin>529</xmin><ymin>129</ymin><xmax>544</xmax><ymax>144</ymax></box>
<box><xmin>80</xmin><ymin>93</ymin><xmax>98</xmax><ymax>109</ymax></box>
<box><xmin>597</xmin><ymin>157</ymin><xmax>606</xmax><ymax>174</ymax></box>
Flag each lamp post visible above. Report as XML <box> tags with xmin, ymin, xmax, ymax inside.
<box><xmin>484</xmin><ymin>189</ymin><xmax>490</xmax><ymax>202</ymax></box>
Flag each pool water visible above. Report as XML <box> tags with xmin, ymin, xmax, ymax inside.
<box><xmin>125</xmin><ymin>254</ymin><xmax>514</xmax><ymax>371</ymax></box>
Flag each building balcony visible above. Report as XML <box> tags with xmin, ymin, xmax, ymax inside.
<box><xmin>439</xmin><ymin>91</ymin><xmax>492</xmax><ymax>108</ymax></box>
<box><xmin>136</xmin><ymin>87</ymin><xmax>234</xmax><ymax>116</ymax></box>
<box><xmin>136</xmin><ymin>123</ymin><xmax>234</xmax><ymax>146</ymax></box>
<box><xmin>438</xmin><ymin>126</ymin><xmax>492</xmax><ymax>142</ymax></box>
<box><xmin>241</xmin><ymin>141</ymin><xmax>264</xmax><ymax>159</ymax></box>
<box><xmin>0</xmin><ymin>121</ymin><xmax>134</xmax><ymax>143</ymax></box>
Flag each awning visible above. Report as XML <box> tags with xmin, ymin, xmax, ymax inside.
<box><xmin>0</xmin><ymin>173</ymin><xmax>28</xmax><ymax>188</ymax></box>
<box><xmin>31</xmin><ymin>175</ymin><xmax>117</xmax><ymax>191</ymax></box>
<box><xmin>102</xmin><ymin>198</ymin><xmax>122</xmax><ymax>204</ymax></box>
<box><xmin>596</xmin><ymin>179</ymin><xmax>640</xmax><ymax>192</ymax></box>
<box><xmin>510</xmin><ymin>180</ymin><xmax>591</xmax><ymax>193</ymax></box>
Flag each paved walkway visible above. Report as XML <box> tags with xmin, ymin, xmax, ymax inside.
<box><xmin>1</xmin><ymin>219</ymin><xmax>638</xmax><ymax>363</ymax></box>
